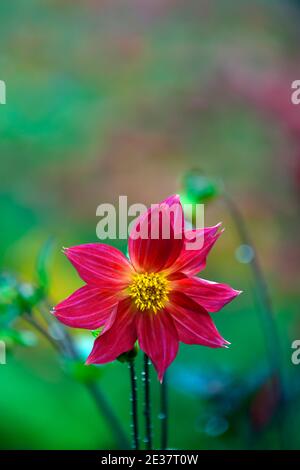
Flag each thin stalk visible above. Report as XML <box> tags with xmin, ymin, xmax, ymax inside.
<box><xmin>143</xmin><ymin>353</ymin><xmax>152</xmax><ymax>450</ymax></box>
<box><xmin>128</xmin><ymin>360</ymin><xmax>139</xmax><ymax>450</ymax></box>
<box><xmin>87</xmin><ymin>382</ymin><xmax>130</xmax><ymax>450</ymax></box>
<box><xmin>223</xmin><ymin>195</ymin><xmax>283</xmax><ymax>374</ymax></box>
<box><xmin>160</xmin><ymin>372</ymin><xmax>168</xmax><ymax>450</ymax></box>
<box><xmin>23</xmin><ymin>313</ymin><xmax>62</xmax><ymax>353</ymax></box>
<box><xmin>223</xmin><ymin>194</ymin><xmax>286</xmax><ymax>447</ymax></box>
<box><xmin>23</xmin><ymin>310</ymin><xmax>129</xmax><ymax>449</ymax></box>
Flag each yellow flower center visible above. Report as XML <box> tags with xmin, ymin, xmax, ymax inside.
<box><xmin>129</xmin><ymin>272</ymin><xmax>169</xmax><ymax>313</ymax></box>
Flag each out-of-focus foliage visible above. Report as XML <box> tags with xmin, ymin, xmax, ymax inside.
<box><xmin>0</xmin><ymin>328</ymin><xmax>35</xmax><ymax>349</ymax></box>
<box><xmin>36</xmin><ymin>238</ymin><xmax>55</xmax><ymax>294</ymax></box>
<box><xmin>62</xmin><ymin>359</ymin><xmax>103</xmax><ymax>384</ymax></box>
<box><xmin>0</xmin><ymin>0</ymin><xmax>300</xmax><ymax>450</ymax></box>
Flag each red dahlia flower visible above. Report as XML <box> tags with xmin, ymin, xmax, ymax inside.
<box><xmin>53</xmin><ymin>195</ymin><xmax>240</xmax><ymax>381</ymax></box>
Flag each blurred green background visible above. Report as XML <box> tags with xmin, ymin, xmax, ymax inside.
<box><xmin>1</xmin><ymin>0</ymin><xmax>300</xmax><ymax>450</ymax></box>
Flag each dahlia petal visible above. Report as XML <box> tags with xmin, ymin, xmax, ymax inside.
<box><xmin>173</xmin><ymin>276</ymin><xmax>241</xmax><ymax>312</ymax></box>
<box><xmin>137</xmin><ymin>310</ymin><xmax>178</xmax><ymax>382</ymax></box>
<box><xmin>168</xmin><ymin>292</ymin><xmax>228</xmax><ymax>348</ymax></box>
<box><xmin>128</xmin><ymin>195</ymin><xmax>184</xmax><ymax>273</ymax></box>
<box><xmin>53</xmin><ymin>285</ymin><xmax>118</xmax><ymax>330</ymax></box>
<box><xmin>64</xmin><ymin>243</ymin><xmax>133</xmax><ymax>288</ymax></box>
<box><xmin>86</xmin><ymin>298</ymin><xmax>137</xmax><ymax>365</ymax></box>
<box><xmin>161</xmin><ymin>194</ymin><xmax>185</xmax><ymax>235</ymax></box>
<box><xmin>169</xmin><ymin>224</ymin><xmax>222</xmax><ymax>275</ymax></box>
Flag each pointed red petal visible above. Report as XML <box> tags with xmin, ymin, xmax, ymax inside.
<box><xmin>173</xmin><ymin>276</ymin><xmax>241</xmax><ymax>312</ymax></box>
<box><xmin>128</xmin><ymin>195</ymin><xmax>184</xmax><ymax>273</ymax></box>
<box><xmin>137</xmin><ymin>310</ymin><xmax>178</xmax><ymax>382</ymax></box>
<box><xmin>169</xmin><ymin>224</ymin><xmax>222</xmax><ymax>275</ymax></box>
<box><xmin>168</xmin><ymin>291</ymin><xmax>229</xmax><ymax>348</ymax></box>
<box><xmin>53</xmin><ymin>285</ymin><xmax>118</xmax><ymax>330</ymax></box>
<box><xmin>86</xmin><ymin>298</ymin><xmax>137</xmax><ymax>365</ymax></box>
<box><xmin>64</xmin><ymin>243</ymin><xmax>133</xmax><ymax>288</ymax></box>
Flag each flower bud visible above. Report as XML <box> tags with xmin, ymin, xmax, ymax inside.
<box><xmin>117</xmin><ymin>343</ymin><xmax>139</xmax><ymax>363</ymax></box>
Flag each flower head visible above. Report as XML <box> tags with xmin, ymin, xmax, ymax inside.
<box><xmin>53</xmin><ymin>195</ymin><xmax>241</xmax><ymax>381</ymax></box>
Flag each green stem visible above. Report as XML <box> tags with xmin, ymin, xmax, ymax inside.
<box><xmin>160</xmin><ymin>372</ymin><xmax>168</xmax><ymax>450</ymax></box>
<box><xmin>143</xmin><ymin>353</ymin><xmax>152</xmax><ymax>450</ymax></box>
<box><xmin>87</xmin><ymin>382</ymin><xmax>129</xmax><ymax>450</ymax></box>
<box><xmin>129</xmin><ymin>360</ymin><xmax>139</xmax><ymax>450</ymax></box>
<box><xmin>23</xmin><ymin>313</ymin><xmax>61</xmax><ymax>353</ymax></box>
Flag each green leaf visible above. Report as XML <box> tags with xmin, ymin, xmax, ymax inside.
<box><xmin>0</xmin><ymin>274</ymin><xmax>24</xmax><ymax>324</ymax></box>
<box><xmin>0</xmin><ymin>328</ymin><xmax>36</xmax><ymax>349</ymax></box>
<box><xmin>36</xmin><ymin>237</ymin><xmax>55</xmax><ymax>293</ymax></box>
<box><xmin>0</xmin><ymin>274</ymin><xmax>18</xmax><ymax>305</ymax></box>
<box><xmin>17</xmin><ymin>282</ymin><xmax>44</xmax><ymax>311</ymax></box>
<box><xmin>91</xmin><ymin>329</ymin><xmax>102</xmax><ymax>338</ymax></box>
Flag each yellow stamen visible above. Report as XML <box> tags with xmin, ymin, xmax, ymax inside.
<box><xmin>128</xmin><ymin>272</ymin><xmax>169</xmax><ymax>313</ymax></box>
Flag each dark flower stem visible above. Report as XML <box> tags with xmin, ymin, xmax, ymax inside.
<box><xmin>143</xmin><ymin>353</ymin><xmax>152</xmax><ymax>450</ymax></box>
<box><xmin>160</xmin><ymin>372</ymin><xmax>168</xmax><ymax>450</ymax></box>
<box><xmin>23</xmin><ymin>311</ymin><xmax>129</xmax><ymax>449</ymax></box>
<box><xmin>128</xmin><ymin>360</ymin><xmax>139</xmax><ymax>450</ymax></box>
